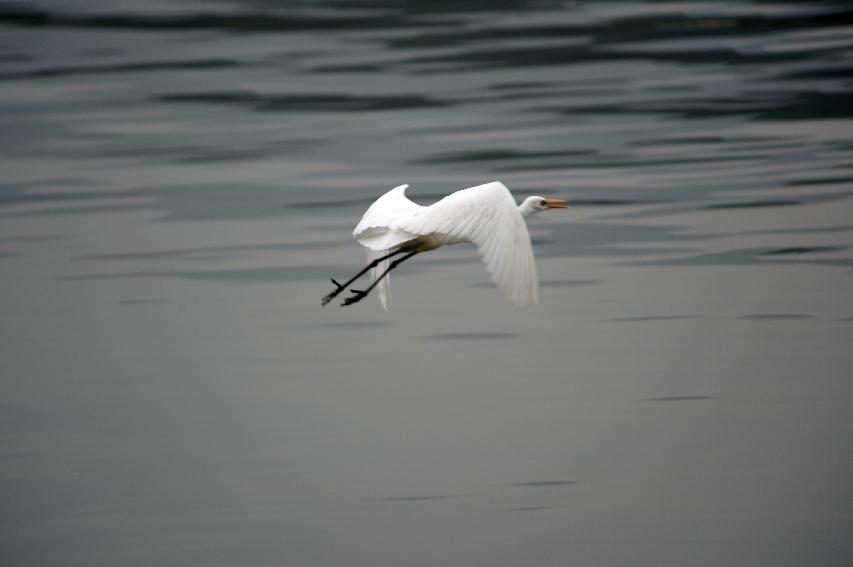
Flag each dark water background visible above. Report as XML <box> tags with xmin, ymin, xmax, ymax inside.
<box><xmin>2</xmin><ymin>1</ymin><xmax>853</xmax><ymax>565</ymax></box>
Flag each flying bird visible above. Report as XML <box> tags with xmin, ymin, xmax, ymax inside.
<box><xmin>321</xmin><ymin>181</ymin><xmax>568</xmax><ymax>309</ymax></box>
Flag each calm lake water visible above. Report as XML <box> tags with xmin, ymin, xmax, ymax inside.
<box><xmin>2</xmin><ymin>1</ymin><xmax>852</xmax><ymax>565</ymax></box>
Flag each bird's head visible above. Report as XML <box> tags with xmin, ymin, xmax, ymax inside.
<box><xmin>519</xmin><ymin>196</ymin><xmax>569</xmax><ymax>218</ymax></box>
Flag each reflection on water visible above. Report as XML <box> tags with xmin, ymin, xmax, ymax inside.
<box><xmin>2</xmin><ymin>0</ymin><xmax>852</xmax><ymax>565</ymax></box>
<box><xmin>740</xmin><ymin>313</ymin><xmax>814</xmax><ymax>320</ymax></box>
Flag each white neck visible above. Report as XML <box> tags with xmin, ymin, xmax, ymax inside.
<box><xmin>518</xmin><ymin>197</ymin><xmax>541</xmax><ymax>219</ymax></box>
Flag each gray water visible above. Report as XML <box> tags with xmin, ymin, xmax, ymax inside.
<box><xmin>2</xmin><ymin>1</ymin><xmax>853</xmax><ymax>565</ymax></box>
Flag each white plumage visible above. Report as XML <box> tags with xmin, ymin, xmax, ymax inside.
<box><xmin>330</xmin><ymin>180</ymin><xmax>567</xmax><ymax>310</ymax></box>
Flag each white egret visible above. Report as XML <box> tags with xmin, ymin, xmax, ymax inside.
<box><xmin>321</xmin><ymin>181</ymin><xmax>568</xmax><ymax>309</ymax></box>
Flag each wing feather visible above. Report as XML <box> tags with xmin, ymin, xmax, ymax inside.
<box><xmin>353</xmin><ymin>184</ymin><xmax>422</xmax><ymax>252</ymax></box>
<box><xmin>399</xmin><ymin>181</ymin><xmax>538</xmax><ymax>307</ymax></box>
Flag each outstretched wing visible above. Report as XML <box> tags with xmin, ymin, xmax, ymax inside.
<box><xmin>353</xmin><ymin>184</ymin><xmax>422</xmax><ymax>251</ymax></box>
<box><xmin>400</xmin><ymin>181</ymin><xmax>538</xmax><ymax>307</ymax></box>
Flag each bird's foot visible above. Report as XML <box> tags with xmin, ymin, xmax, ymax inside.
<box><xmin>341</xmin><ymin>288</ymin><xmax>367</xmax><ymax>307</ymax></box>
<box><xmin>321</xmin><ymin>278</ymin><xmax>344</xmax><ymax>306</ymax></box>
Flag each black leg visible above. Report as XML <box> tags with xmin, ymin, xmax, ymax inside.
<box><xmin>342</xmin><ymin>251</ymin><xmax>418</xmax><ymax>307</ymax></box>
<box><xmin>321</xmin><ymin>250</ymin><xmax>404</xmax><ymax>306</ymax></box>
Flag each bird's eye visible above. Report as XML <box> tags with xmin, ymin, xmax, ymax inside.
<box><xmin>540</xmin><ymin>200</ymin><xmax>546</xmax><ymax>207</ymax></box>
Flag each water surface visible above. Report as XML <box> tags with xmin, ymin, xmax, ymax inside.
<box><xmin>2</xmin><ymin>1</ymin><xmax>852</xmax><ymax>566</ymax></box>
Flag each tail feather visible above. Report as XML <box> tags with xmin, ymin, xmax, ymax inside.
<box><xmin>367</xmin><ymin>249</ymin><xmax>392</xmax><ymax>311</ymax></box>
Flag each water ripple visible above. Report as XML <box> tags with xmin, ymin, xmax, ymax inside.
<box><xmin>155</xmin><ymin>91</ymin><xmax>450</xmax><ymax>112</ymax></box>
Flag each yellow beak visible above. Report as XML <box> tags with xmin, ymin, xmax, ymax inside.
<box><xmin>543</xmin><ymin>198</ymin><xmax>569</xmax><ymax>209</ymax></box>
